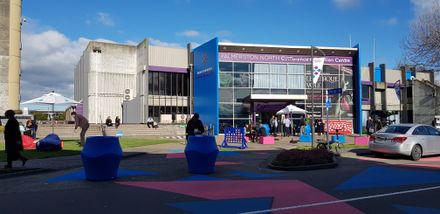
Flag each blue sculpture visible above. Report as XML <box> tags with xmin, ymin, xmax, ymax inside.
<box><xmin>185</xmin><ymin>136</ymin><xmax>219</xmax><ymax>174</ymax></box>
<box><xmin>81</xmin><ymin>136</ymin><xmax>123</xmax><ymax>181</ymax></box>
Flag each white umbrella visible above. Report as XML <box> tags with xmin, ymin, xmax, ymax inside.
<box><xmin>276</xmin><ymin>104</ymin><xmax>307</xmax><ymax>115</ymax></box>
<box><xmin>21</xmin><ymin>91</ymin><xmax>80</xmax><ymax>132</ymax></box>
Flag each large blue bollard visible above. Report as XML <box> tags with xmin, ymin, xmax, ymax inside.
<box><xmin>185</xmin><ymin>136</ymin><xmax>219</xmax><ymax>174</ymax></box>
<box><xmin>81</xmin><ymin>136</ymin><xmax>123</xmax><ymax>181</ymax></box>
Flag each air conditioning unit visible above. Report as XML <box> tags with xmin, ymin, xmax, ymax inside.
<box><xmin>124</xmin><ymin>88</ymin><xmax>133</xmax><ymax>101</ymax></box>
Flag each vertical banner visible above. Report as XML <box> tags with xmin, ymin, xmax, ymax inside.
<box><xmin>394</xmin><ymin>80</ymin><xmax>401</xmax><ymax>100</ymax></box>
<box><xmin>312</xmin><ymin>57</ymin><xmax>325</xmax><ymax>84</ymax></box>
<box><xmin>193</xmin><ymin>38</ymin><xmax>219</xmax><ymax>135</ymax></box>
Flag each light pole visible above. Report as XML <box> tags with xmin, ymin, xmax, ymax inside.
<box><xmin>310</xmin><ymin>46</ymin><xmax>326</xmax><ymax>148</ymax></box>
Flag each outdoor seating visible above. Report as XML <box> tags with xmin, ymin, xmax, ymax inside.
<box><xmin>259</xmin><ymin>136</ymin><xmax>275</xmax><ymax>144</ymax></box>
<box><xmin>81</xmin><ymin>136</ymin><xmax>123</xmax><ymax>181</ymax></box>
<box><xmin>185</xmin><ymin>135</ymin><xmax>218</xmax><ymax>174</ymax></box>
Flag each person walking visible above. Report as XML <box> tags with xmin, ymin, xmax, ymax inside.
<box><xmin>366</xmin><ymin>116</ymin><xmax>374</xmax><ymax>135</ymax></box>
<box><xmin>115</xmin><ymin>116</ymin><xmax>121</xmax><ymax>129</ymax></box>
<box><xmin>4</xmin><ymin>110</ymin><xmax>28</xmax><ymax>169</ymax></box>
<box><xmin>185</xmin><ymin>113</ymin><xmax>205</xmax><ymax>140</ymax></box>
<box><xmin>171</xmin><ymin>112</ymin><xmax>176</xmax><ymax>124</ymax></box>
<box><xmin>71</xmin><ymin>112</ymin><xmax>89</xmax><ymax>146</ymax></box>
<box><xmin>283</xmin><ymin>117</ymin><xmax>291</xmax><ymax>137</ymax></box>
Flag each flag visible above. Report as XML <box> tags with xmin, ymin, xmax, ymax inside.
<box><xmin>312</xmin><ymin>57</ymin><xmax>325</xmax><ymax>84</ymax></box>
<box><xmin>394</xmin><ymin>80</ymin><xmax>401</xmax><ymax>100</ymax></box>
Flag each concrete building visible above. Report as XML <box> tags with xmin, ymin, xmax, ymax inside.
<box><xmin>0</xmin><ymin>0</ymin><xmax>22</xmax><ymax>115</ymax></box>
<box><xmin>361</xmin><ymin>63</ymin><xmax>440</xmax><ymax>127</ymax></box>
<box><xmin>74</xmin><ymin>39</ymin><xmax>190</xmax><ymax>123</ymax></box>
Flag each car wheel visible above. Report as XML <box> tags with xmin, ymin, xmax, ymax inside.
<box><xmin>316</xmin><ymin>143</ymin><xmax>327</xmax><ymax>150</ymax></box>
<box><xmin>410</xmin><ymin>145</ymin><xmax>422</xmax><ymax>161</ymax></box>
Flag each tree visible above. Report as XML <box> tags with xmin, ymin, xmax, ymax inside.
<box><xmin>403</xmin><ymin>2</ymin><xmax>440</xmax><ymax>67</ymax></box>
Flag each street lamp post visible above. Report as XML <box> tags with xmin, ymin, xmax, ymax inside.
<box><xmin>310</xmin><ymin>46</ymin><xmax>326</xmax><ymax>148</ymax></box>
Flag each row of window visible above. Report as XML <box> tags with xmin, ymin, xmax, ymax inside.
<box><xmin>148</xmin><ymin>106</ymin><xmax>189</xmax><ymax>118</ymax></box>
<box><xmin>148</xmin><ymin>71</ymin><xmax>189</xmax><ymax>96</ymax></box>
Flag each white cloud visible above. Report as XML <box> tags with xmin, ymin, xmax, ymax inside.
<box><xmin>333</xmin><ymin>0</ymin><xmax>361</xmax><ymax>9</ymax></box>
<box><xmin>21</xmin><ymin>30</ymin><xmax>90</xmax><ymax>101</ymax></box>
<box><xmin>221</xmin><ymin>39</ymin><xmax>233</xmax><ymax>43</ymax></box>
<box><xmin>179</xmin><ymin>30</ymin><xmax>201</xmax><ymax>38</ymax></box>
<box><xmin>411</xmin><ymin>0</ymin><xmax>437</xmax><ymax>13</ymax></box>
<box><xmin>382</xmin><ymin>17</ymin><xmax>398</xmax><ymax>25</ymax></box>
<box><xmin>148</xmin><ymin>38</ymin><xmax>183</xmax><ymax>48</ymax></box>
<box><xmin>96</xmin><ymin>12</ymin><xmax>115</xmax><ymax>26</ymax></box>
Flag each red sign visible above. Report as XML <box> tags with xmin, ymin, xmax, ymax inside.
<box><xmin>325</xmin><ymin>120</ymin><xmax>353</xmax><ymax>135</ymax></box>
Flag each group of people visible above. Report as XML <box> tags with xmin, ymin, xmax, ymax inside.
<box><xmin>366</xmin><ymin>116</ymin><xmax>385</xmax><ymax>135</ymax></box>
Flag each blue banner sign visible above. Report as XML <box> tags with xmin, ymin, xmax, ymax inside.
<box><xmin>327</xmin><ymin>88</ymin><xmax>342</xmax><ymax>95</ymax></box>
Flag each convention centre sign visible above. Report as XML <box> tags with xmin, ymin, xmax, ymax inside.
<box><xmin>219</xmin><ymin>52</ymin><xmax>352</xmax><ymax>65</ymax></box>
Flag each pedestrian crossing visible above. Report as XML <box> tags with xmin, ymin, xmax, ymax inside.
<box><xmin>160</xmin><ymin>136</ymin><xmax>186</xmax><ymax>140</ymax></box>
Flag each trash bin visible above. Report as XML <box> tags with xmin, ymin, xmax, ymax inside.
<box><xmin>81</xmin><ymin>136</ymin><xmax>123</xmax><ymax>181</ymax></box>
<box><xmin>185</xmin><ymin>135</ymin><xmax>218</xmax><ymax>174</ymax></box>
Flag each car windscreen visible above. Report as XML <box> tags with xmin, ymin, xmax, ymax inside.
<box><xmin>379</xmin><ymin>126</ymin><xmax>411</xmax><ymax>134</ymax></box>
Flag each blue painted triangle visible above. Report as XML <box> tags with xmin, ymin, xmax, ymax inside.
<box><xmin>218</xmin><ymin>151</ymin><xmax>240</xmax><ymax>157</ymax></box>
<box><xmin>336</xmin><ymin>166</ymin><xmax>440</xmax><ymax>190</ymax></box>
<box><xmin>394</xmin><ymin>204</ymin><xmax>440</xmax><ymax>214</ymax></box>
<box><xmin>48</xmin><ymin>169</ymin><xmax>157</xmax><ymax>183</ymax></box>
<box><xmin>169</xmin><ymin>197</ymin><xmax>273</xmax><ymax>214</ymax></box>
<box><xmin>178</xmin><ymin>175</ymin><xmax>226</xmax><ymax>181</ymax></box>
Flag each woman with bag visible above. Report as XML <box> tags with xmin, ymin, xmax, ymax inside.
<box><xmin>4</xmin><ymin>110</ymin><xmax>28</xmax><ymax>169</ymax></box>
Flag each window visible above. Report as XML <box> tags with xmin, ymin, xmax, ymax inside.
<box><xmin>425</xmin><ymin>126</ymin><xmax>440</xmax><ymax>136</ymax></box>
<box><xmin>362</xmin><ymin>85</ymin><xmax>370</xmax><ymax>100</ymax></box>
<box><xmin>220</xmin><ymin>62</ymin><xmax>233</xmax><ymax>72</ymax></box>
<box><xmin>412</xmin><ymin>126</ymin><xmax>429</xmax><ymax>135</ymax></box>
<box><xmin>220</xmin><ymin>73</ymin><xmax>233</xmax><ymax>87</ymax></box>
<box><xmin>219</xmin><ymin>104</ymin><xmax>233</xmax><ymax>118</ymax></box>
<box><xmin>159</xmin><ymin>73</ymin><xmax>166</xmax><ymax>95</ymax></box>
<box><xmin>234</xmin><ymin>73</ymin><xmax>249</xmax><ymax>87</ymax></box>
<box><xmin>219</xmin><ymin>89</ymin><xmax>233</xmax><ymax>102</ymax></box>
<box><xmin>177</xmin><ymin>74</ymin><xmax>182</xmax><ymax>96</ymax></box>
<box><xmin>183</xmin><ymin>73</ymin><xmax>188</xmax><ymax>96</ymax></box>
<box><xmin>234</xmin><ymin>89</ymin><xmax>250</xmax><ymax>102</ymax></box>
<box><xmin>166</xmin><ymin>73</ymin><xmax>172</xmax><ymax>95</ymax></box>
<box><xmin>234</xmin><ymin>63</ymin><xmax>250</xmax><ymax>72</ymax></box>
<box><xmin>380</xmin><ymin>126</ymin><xmax>411</xmax><ymax>134</ymax></box>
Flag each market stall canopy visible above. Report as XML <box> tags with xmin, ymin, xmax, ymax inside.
<box><xmin>276</xmin><ymin>104</ymin><xmax>307</xmax><ymax>115</ymax></box>
<box><xmin>21</xmin><ymin>91</ymin><xmax>80</xmax><ymax>133</ymax></box>
<box><xmin>21</xmin><ymin>92</ymin><xmax>80</xmax><ymax>105</ymax></box>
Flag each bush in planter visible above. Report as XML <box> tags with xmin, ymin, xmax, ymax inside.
<box><xmin>271</xmin><ymin>149</ymin><xmax>335</xmax><ymax>167</ymax></box>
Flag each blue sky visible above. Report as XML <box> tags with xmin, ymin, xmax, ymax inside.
<box><xmin>19</xmin><ymin>0</ymin><xmax>436</xmax><ymax>107</ymax></box>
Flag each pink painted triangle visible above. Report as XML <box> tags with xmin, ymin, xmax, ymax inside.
<box><xmin>116</xmin><ymin>180</ymin><xmax>362</xmax><ymax>213</ymax></box>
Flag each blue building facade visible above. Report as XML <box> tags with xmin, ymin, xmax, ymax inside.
<box><xmin>193</xmin><ymin>38</ymin><xmax>362</xmax><ymax>134</ymax></box>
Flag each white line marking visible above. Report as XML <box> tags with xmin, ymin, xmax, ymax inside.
<box><xmin>240</xmin><ymin>185</ymin><xmax>440</xmax><ymax>214</ymax></box>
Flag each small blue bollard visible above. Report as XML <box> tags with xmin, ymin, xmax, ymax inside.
<box><xmin>185</xmin><ymin>136</ymin><xmax>219</xmax><ymax>174</ymax></box>
<box><xmin>81</xmin><ymin>136</ymin><xmax>123</xmax><ymax>181</ymax></box>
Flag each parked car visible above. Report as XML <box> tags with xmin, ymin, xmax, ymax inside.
<box><xmin>369</xmin><ymin>124</ymin><xmax>440</xmax><ymax>161</ymax></box>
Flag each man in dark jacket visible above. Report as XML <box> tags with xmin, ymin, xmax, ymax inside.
<box><xmin>185</xmin><ymin>113</ymin><xmax>205</xmax><ymax>140</ymax></box>
<box><xmin>4</xmin><ymin>110</ymin><xmax>28</xmax><ymax>168</ymax></box>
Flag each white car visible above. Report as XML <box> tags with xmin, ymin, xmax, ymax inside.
<box><xmin>369</xmin><ymin>124</ymin><xmax>440</xmax><ymax>161</ymax></box>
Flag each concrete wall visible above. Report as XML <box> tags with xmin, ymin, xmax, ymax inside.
<box><xmin>75</xmin><ymin>41</ymin><xmax>137</xmax><ymax>123</ymax></box>
<box><xmin>0</xmin><ymin>0</ymin><xmax>10</xmax><ymax>115</ymax></box>
<box><xmin>8</xmin><ymin>0</ymin><xmax>20</xmax><ymax>111</ymax></box>
<box><xmin>122</xmin><ymin>96</ymin><xmax>142</xmax><ymax>123</ymax></box>
<box><xmin>149</xmin><ymin>45</ymin><xmax>188</xmax><ymax>68</ymax></box>
<box><xmin>361</xmin><ymin>67</ymin><xmax>370</xmax><ymax>81</ymax></box>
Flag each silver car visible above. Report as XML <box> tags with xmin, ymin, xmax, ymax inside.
<box><xmin>369</xmin><ymin>124</ymin><xmax>440</xmax><ymax>161</ymax></box>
